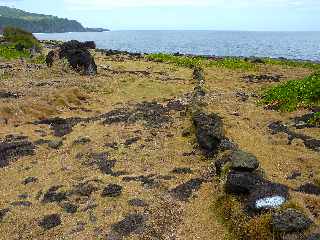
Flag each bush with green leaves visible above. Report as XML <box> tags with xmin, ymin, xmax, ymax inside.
<box><xmin>261</xmin><ymin>72</ymin><xmax>320</xmax><ymax>111</ymax></box>
<box><xmin>3</xmin><ymin>26</ymin><xmax>40</xmax><ymax>51</ymax></box>
<box><xmin>0</xmin><ymin>44</ymin><xmax>30</xmax><ymax>59</ymax></box>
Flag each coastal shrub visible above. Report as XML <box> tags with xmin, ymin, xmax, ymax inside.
<box><xmin>0</xmin><ymin>44</ymin><xmax>30</xmax><ymax>59</ymax></box>
<box><xmin>3</xmin><ymin>26</ymin><xmax>40</xmax><ymax>50</ymax></box>
<box><xmin>264</xmin><ymin>58</ymin><xmax>320</xmax><ymax>71</ymax></box>
<box><xmin>261</xmin><ymin>72</ymin><xmax>320</xmax><ymax>111</ymax></box>
<box><xmin>147</xmin><ymin>53</ymin><xmax>255</xmax><ymax>70</ymax></box>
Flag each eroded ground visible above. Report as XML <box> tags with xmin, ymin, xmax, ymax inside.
<box><xmin>0</xmin><ymin>51</ymin><xmax>319</xmax><ymax>240</ymax></box>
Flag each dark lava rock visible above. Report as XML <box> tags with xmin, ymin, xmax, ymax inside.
<box><xmin>39</xmin><ymin>214</ymin><xmax>61</xmax><ymax>230</ymax></box>
<box><xmin>219</xmin><ymin>139</ymin><xmax>238</xmax><ymax>151</ymax></box>
<box><xmin>0</xmin><ymin>135</ymin><xmax>35</xmax><ymax>168</ymax></box>
<box><xmin>122</xmin><ymin>175</ymin><xmax>158</xmax><ymax>188</ymax></box>
<box><xmin>42</xmin><ymin>186</ymin><xmax>68</xmax><ymax>203</ymax></box>
<box><xmin>10</xmin><ymin>201</ymin><xmax>32</xmax><ymax>207</ymax></box>
<box><xmin>287</xmin><ymin>170</ymin><xmax>302</xmax><ymax>180</ymax></box>
<box><xmin>0</xmin><ymin>208</ymin><xmax>10</xmax><ymax>222</ymax></box>
<box><xmin>166</xmin><ymin>100</ymin><xmax>186</xmax><ymax>111</ymax></box>
<box><xmin>296</xmin><ymin>183</ymin><xmax>320</xmax><ymax>196</ymax></box>
<box><xmin>0</xmin><ymin>90</ymin><xmax>19</xmax><ymax>99</ymax></box>
<box><xmin>61</xmin><ymin>202</ymin><xmax>78</xmax><ymax>214</ymax></box>
<box><xmin>306</xmin><ymin>233</ymin><xmax>320</xmax><ymax>240</ymax></box>
<box><xmin>293</xmin><ymin>112</ymin><xmax>320</xmax><ymax>129</ymax></box>
<box><xmin>110</xmin><ymin>214</ymin><xmax>145</xmax><ymax>238</ymax></box>
<box><xmin>22</xmin><ymin>176</ymin><xmax>38</xmax><ymax>185</ymax></box>
<box><xmin>193</xmin><ymin>112</ymin><xmax>224</xmax><ymax>154</ymax></box>
<box><xmin>48</xmin><ymin>40</ymin><xmax>97</xmax><ymax>76</ymax></box>
<box><xmin>243</xmin><ymin>74</ymin><xmax>282</xmax><ymax>83</ymax></box>
<box><xmin>34</xmin><ymin>139</ymin><xmax>51</xmax><ymax>145</ymax></box>
<box><xmin>48</xmin><ymin>140</ymin><xmax>63</xmax><ymax>149</ymax></box>
<box><xmin>229</xmin><ymin>150</ymin><xmax>260</xmax><ymax>172</ymax></box>
<box><xmin>73</xmin><ymin>137</ymin><xmax>91</xmax><ymax>145</ymax></box>
<box><xmin>34</xmin><ymin>117</ymin><xmax>83</xmax><ymax>137</ymax></box>
<box><xmin>246</xmin><ymin>182</ymin><xmax>289</xmax><ymax>213</ymax></box>
<box><xmin>73</xmin><ymin>182</ymin><xmax>99</xmax><ymax>197</ymax></box>
<box><xmin>272</xmin><ymin>209</ymin><xmax>313</xmax><ymax>233</ymax></box>
<box><xmin>124</xmin><ymin>137</ymin><xmax>140</xmax><ymax>146</ymax></box>
<box><xmin>193</xmin><ymin>67</ymin><xmax>205</xmax><ymax>82</ymax></box>
<box><xmin>171</xmin><ymin>167</ymin><xmax>193</xmax><ymax>175</ymax></box>
<box><xmin>128</xmin><ymin>199</ymin><xmax>148</xmax><ymax>207</ymax></box>
<box><xmin>225</xmin><ymin>171</ymin><xmax>265</xmax><ymax>194</ymax></box>
<box><xmin>170</xmin><ymin>178</ymin><xmax>203</xmax><ymax>201</ymax></box>
<box><xmin>101</xmin><ymin>184</ymin><xmax>123</xmax><ymax>197</ymax></box>
<box><xmin>268</xmin><ymin>121</ymin><xmax>320</xmax><ymax>152</ymax></box>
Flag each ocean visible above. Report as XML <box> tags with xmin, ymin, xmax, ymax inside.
<box><xmin>35</xmin><ymin>30</ymin><xmax>320</xmax><ymax>61</ymax></box>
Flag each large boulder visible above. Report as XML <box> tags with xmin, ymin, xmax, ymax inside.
<box><xmin>46</xmin><ymin>40</ymin><xmax>97</xmax><ymax>76</ymax></box>
<box><xmin>224</xmin><ymin>171</ymin><xmax>265</xmax><ymax>194</ymax></box>
<box><xmin>272</xmin><ymin>208</ymin><xmax>313</xmax><ymax>233</ymax></box>
<box><xmin>193</xmin><ymin>112</ymin><xmax>224</xmax><ymax>154</ymax></box>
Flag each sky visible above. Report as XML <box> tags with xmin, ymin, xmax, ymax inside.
<box><xmin>0</xmin><ymin>0</ymin><xmax>319</xmax><ymax>31</ymax></box>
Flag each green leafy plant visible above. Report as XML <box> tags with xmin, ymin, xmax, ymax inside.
<box><xmin>3</xmin><ymin>26</ymin><xmax>40</xmax><ymax>51</ymax></box>
<box><xmin>261</xmin><ymin>72</ymin><xmax>320</xmax><ymax>111</ymax></box>
<box><xmin>264</xmin><ymin>58</ymin><xmax>320</xmax><ymax>70</ymax></box>
<box><xmin>147</xmin><ymin>53</ymin><xmax>255</xmax><ymax>70</ymax></box>
<box><xmin>0</xmin><ymin>44</ymin><xmax>30</xmax><ymax>59</ymax></box>
<box><xmin>308</xmin><ymin>112</ymin><xmax>320</xmax><ymax>126</ymax></box>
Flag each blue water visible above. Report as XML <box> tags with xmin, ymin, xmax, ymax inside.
<box><xmin>35</xmin><ymin>30</ymin><xmax>320</xmax><ymax>61</ymax></box>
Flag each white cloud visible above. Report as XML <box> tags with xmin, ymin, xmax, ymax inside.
<box><xmin>64</xmin><ymin>0</ymin><xmax>320</xmax><ymax>10</ymax></box>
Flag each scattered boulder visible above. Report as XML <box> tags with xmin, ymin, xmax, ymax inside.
<box><xmin>108</xmin><ymin>214</ymin><xmax>146</xmax><ymax>239</ymax></box>
<box><xmin>128</xmin><ymin>199</ymin><xmax>148</xmax><ymax>207</ymax></box>
<box><xmin>0</xmin><ymin>135</ymin><xmax>35</xmax><ymax>168</ymax></box>
<box><xmin>171</xmin><ymin>167</ymin><xmax>193</xmax><ymax>175</ymax></box>
<box><xmin>39</xmin><ymin>214</ymin><xmax>61</xmax><ymax>230</ymax></box>
<box><xmin>34</xmin><ymin>117</ymin><xmax>83</xmax><ymax>137</ymax></box>
<box><xmin>60</xmin><ymin>202</ymin><xmax>78</xmax><ymax>214</ymax></box>
<box><xmin>272</xmin><ymin>209</ymin><xmax>313</xmax><ymax>233</ymax></box>
<box><xmin>42</xmin><ymin>186</ymin><xmax>68</xmax><ymax>203</ymax></box>
<box><xmin>48</xmin><ymin>139</ymin><xmax>63</xmax><ymax>149</ymax></box>
<box><xmin>101</xmin><ymin>184</ymin><xmax>123</xmax><ymax>197</ymax></box>
<box><xmin>10</xmin><ymin>201</ymin><xmax>32</xmax><ymax>207</ymax></box>
<box><xmin>124</xmin><ymin>137</ymin><xmax>140</xmax><ymax>147</ymax></box>
<box><xmin>22</xmin><ymin>176</ymin><xmax>38</xmax><ymax>185</ymax></box>
<box><xmin>170</xmin><ymin>178</ymin><xmax>203</xmax><ymax>201</ymax></box>
<box><xmin>193</xmin><ymin>112</ymin><xmax>224</xmax><ymax>154</ymax></box>
<box><xmin>229</xmin><ymin>150</ymin><xmax>260</xmax><ymax>172</ymax></box>
<box><xmin>224</xmin><ymin>171</ymin><xmax>265</xmax><ymax>194</ymax></box>
<box><xmin>218</xmin><ymin>139</ymin><xmax>238</xmax><ymax>151</ymax></box>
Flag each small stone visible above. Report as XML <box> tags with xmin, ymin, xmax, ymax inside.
<box><xmin>128</xmin><ymin>199</ymin><xmax>148</xmax><ymax>207</ymax></box>
<box><xmin>0</xmin><ymin>209</ymin><xmax>10</xmax><ymax>222</ymax></box>
<box><xmin>219</xmin><ymin>139</ymin><xmax>238</xmax><ymax>151</ymax></box>
<box><xmin>48</xmin><ymin>140</ymin><xmax>63</xmax><ymax>149</ymax></box>
<box><xmin>101</xmin><ymin>184</ymin><xmax>122</xmax><ymax>197</ymax></box>
<box><xmin>42</xmin><ymin>186</ymin><xmax>67</xmax><ymax>203</ymax></box>
<box><xmin>296</xmin><ymin>183</ymin><xmax>320</xmax><ymax>196</ymax></box>
<box><xmin>61</xmin><ymin>202</ymin><xmax>78</xmax><ymax>214</ymax></box>
<box><xmin>39</xmin><ymin>214</ymin><xmax>61</xmax><ymax>230</ymax></box>
<box><xmin>10</xmin><ymin>201</ymin><xmax>32</xmax><ymax>207</ymax></box>
<box><xmin>230</xmin><ymin>150</ymin><xmax>259</xmax><ymax>172</ymax></box>
<box><xmin>272</xmin><ymin>208</ymin><xmax>313</xmax><ymax>233</ymax></box>
<box><xmin>22</xmin><ymin>176</ymin><xmax>38</xmax><ymax>185</ymax></box>
<box><xmin>171</xmin><ymin>167</ymin><xmax>193</xmax><ymax>174</ymax></box>
<box><xmin>286</xmin><ymin>170</ymin><xmax>301</xmax><ymax>180</ymax></box>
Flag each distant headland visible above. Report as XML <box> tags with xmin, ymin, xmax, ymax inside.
<box><xmin>0</xmin><ymin>6</ymin><xmax>110</xmax><ymax>33</ymax></box>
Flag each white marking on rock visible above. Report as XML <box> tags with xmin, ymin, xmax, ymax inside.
<box><xmin>255</xmin><ymin>196</ymin><xmax>286</xmax><ymax>209</ymax></box>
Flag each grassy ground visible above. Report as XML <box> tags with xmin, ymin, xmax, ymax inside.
<box><xmin>0</xmin><ymin>49</ymin><xmax>319</xmax><ymax>239</ymax></box>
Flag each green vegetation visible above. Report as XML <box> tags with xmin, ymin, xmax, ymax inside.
<box><xmin>147</xmin><ymin>53</ymin><xmax>255</xmax><ymax>70</ymax></box>
<box><xmin>308</xmin><ymin>112</ymin><xmax>320</xmax><ymax>126</ymax></box>
<box><xmin>0</xmin><ymin>6</ymin><xmax>86</xmax><ymax>33</ymax></box>
<box><xmin>0</xmin><ymin>44</ymin><xmax>30</xmax><ymax>60</ymax></box>
<box><xmin>261</xmin><ymin>72</ymin><xmax>320</xmax><ymax>111</ymax></box>
<box><xmin>264</xmin><ymin>58</ymin><xmax>320</xmax><ymax>70</ymax></box>
<box><xmin>3</xmin><ymin>26</ymin><xmax>40</xmax><ymax>50</ymax></box>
